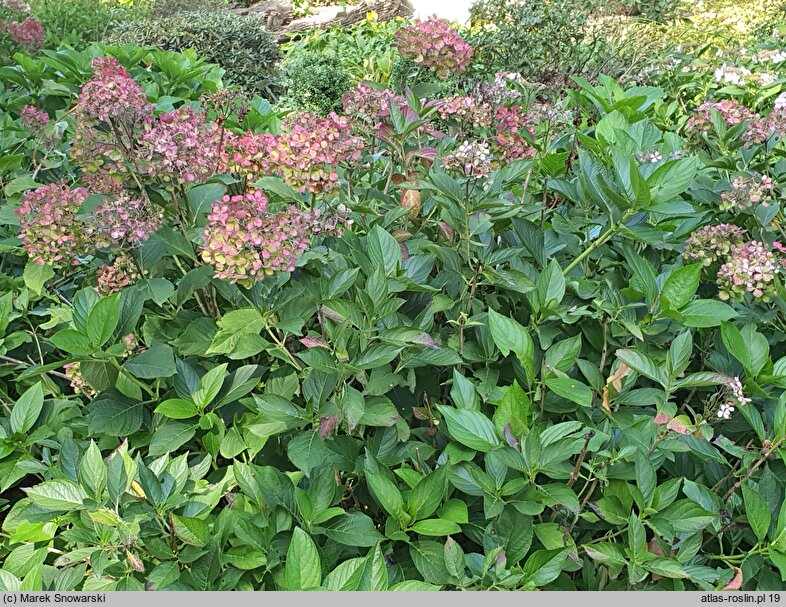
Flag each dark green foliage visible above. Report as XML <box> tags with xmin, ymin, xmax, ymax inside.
<box><xmin>30</xmin><ymin>0</ymin><xmax>139</xmax><ymax>49</ymax></box>
<box><xmin>467</xmin><ymin>0</ymin><xmax>654</xmax><ymax>87</ymax></box>
<box><xmin>107</xmin><ymin>10</ymin><xmax>283</xmax><ymax>99</ymax></box>
<box><xmin>285</xmin><ymin>51</ymin><xmax>352</xmax><ymax>115</ymax></box>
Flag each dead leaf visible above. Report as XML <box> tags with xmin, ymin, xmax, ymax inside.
<box><xmin>607</xmin><ymin>362</ymin><xmax>631</xmax><ymax>391</ymax></box>
<box><xmin>723</xmin><ymin>567</ymin><xmax>743</xmax><ymax>590</ymax></box>
<box><xmin>601</xmin><ymin>386</ymin><xmax>611</xmax><ymax>413</ymax></box>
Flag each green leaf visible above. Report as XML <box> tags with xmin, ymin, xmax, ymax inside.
<box><xmin>10</xmin><ymin>382</ymin><xmax>44</xmax><ymax>434</ymax></box>
<box><xmin>366</xmin><ymin>472</ymin><xmax>404</xmax><ymax>518</ymax></box>
<box><xmin>616</xmin><ymin>349</ymin><xmax>666</xmax><ymax>387</ymax></box>
<box><xmin>24</xmin><ymin>481</ymin><xmax>87</xmax><ymax>511</ymax></box>
<box><xmin>78</xmin><ymin>441</ymin><xmax>107</xmax><ymax>498</ymax></box>
<box><xmin>206</xmin><ymin>309</ymin><xmax>264</xmax><ymax>355</ymax></box>
<box><xmin>679</xmin><ymin>299</ymin><xmax>737</xmax><ymax>328</ymax></box>
<box><xmin>721</xmin><ymin>322</ymin><xmax>752</xmax><ymax>374</ymax></box>
<box><xmin>410</xmin><ymin>519</ymin><xmax>462</xmax><ymax>536</ymax></box>
<box><xmin>436</xmin><ymin>406</ymin><xmax>500</xmax><ymax>452</ymax></box>
<box><xmin>193</xmin><ymin>363</ymin><xmax>227</xmax><ymax>409</ymax></box>
<box><xmin>642</xmin><ymin>558</ymin><xmax>689</xmax><ymax>579</ymax></box>
<box><xmin>536</xmin><ymin>259</ymin><xmax>566</xmax><ymax>308</ymax></box>
<box><xmin>742</xmin><ymin>484</ymin><xmax>771</xmax><ymax>543</ymax></box>
<box><xmin>124</xmin><ymin>343</ymin><xmax>176</xmax><ymax>379</ymax></box>
<box><xmin>148</xmin><ymin>422</ymin><xmax>196</xmax><ymax>457</ymax></box>
<box><xmin>88</xmin><ymin>390</ymin><xmax>143</xmax><ymax>437</ymax></box>
<box><xmin>155</xmin><ymin>399</ymin><xmax>199</xmax><ymax>419</ymax></box>
<box><xmin>86</xmin><ymin>295</ymin><xmax>120</xmax><ymax>347</ymax></box>
<box><xmin>367</xmin><ymin>225</ymin><xmax>401</xmax><ymax>276</ymax></box>
<box><xmin>661</xmin><ymin>264</ymin><xmax>701</xmax><ymax>310</ymax></box>
<box><xmin>408</xmin><ymin>466</ymin><xmax>448</xmax><ymax>520</ymax></box>
<box><xmin>545</xmin><ymin>377</ymin><xmax>592</xmax><ymax>407</ymax></box>
<box><xmin>523</xmin><ymin>548</ymin><xmax>568</xmax><ymax>587</ymax></box>
<box><xmin>284</xmin><ymin>528</ymin><xmax>321</xmax><ymax>590</ymax></box>
<box><xmin>357</xmin><ymin>544</ymin><xmax>388</xmax><ymax>591</ymax></box>
<box><xmin>487</xmin><ymin>309</ymin><xmax>534</xmax><ymax>380</ymax></box>
<box><xmin>321</xmin><ymin>512</ymin><xmax>384</xmax><ymax>547</ymax></box>
<box><xmin>23</xmin><ymin>260</ymin><xmax>53</xmax><ymax>296</ymax></box>
<box><xmin>50</xmin><ymin>329</ymin><xmax>93</xmax><ymax>356</ymax></box>
<box><xmin>171</xmin><ymin>515</ymin><xmax>210</xmax><ymax>547</ymax></box>
<box><xmin>389</xmin><ymin>581</ymin><xmax>441</xmax><ymax>591</ymax></box>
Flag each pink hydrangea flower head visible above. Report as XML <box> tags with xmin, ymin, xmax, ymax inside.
<box><xmin>342</xmin><ymin>83</ymin><xmax>406</xmax><ymax>126</ymax></box>
<box><xmin>138</xmin><ymin>105</ymin><xmax>222</xmax><ymax>186</ymax></box>
<box><xmin>443</xmin><ymin>140</ymin><xmax>494</xmax><ymax>176</ymax></box>
<box><xmin>686</xmin><ymin>99</ymin><xmax>768</xmax><ymax>146</ymax></box>
<box><xmin>225</xmin><ymin>112</ymin><xmax>363</xmax><ymax>194</ymax></box>
<box><xmin>15</xmin><ymin>183</ymin><xmax>89</xmax><ymax>266</ymax></box>
<box><xmin>77</xmin><ymin>56</ymin><xmax>153</xmax><ymax>124</ymax></box>
<box><xmin>84</xmin><ymin>194</ymin><xmax>163</xmax><ymax>249</ymax></box>
<box><xmin>717</xmin><ymin>241</ymin><xmax>780</xmax><ymax>301</ymax></box>
<box><xmin>7</xmin><ymin>17</ymin><xmax>44</xmax><ymax>50</ymax></box>
<box><xmin>20</xmin><ymin>104</ymin><xmax>48</xmax><ymax>134</ymax></box>
<box><xmin>494</xmin><ymin>105</ymin><xmax>536</xmax><ymax>160</ymax></box>
<box><xmin>437</xmin><ymin>95</ymin><xmax>494</xmax><ymax>129</ymax></box>
<box><xmin>682</xmin><ymin>224</ymin><xmax>747</xmax><ymax>266</ymax></box>
<box><xmin>395</xmin><ymin>17</ymin><xmax>473</xmax><ymax>78</ymax></box>
<box><xmin>96</xmin><ymin>251</ymin><xmax>141</xmax><ymax>295</ymax></box>
<box><xmin>720</xmin><ymin>175</ymin><xmax>773</xmax><ymax>212</ymax></box>
<box><xmin>201</xmin><ymin>190</ymin><xmax>347</xmax><ymax>284</ymax></box>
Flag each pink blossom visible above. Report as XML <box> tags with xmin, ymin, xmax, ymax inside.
<box><xmin>84</xmin><ymin>194</ymin><xmax>163</xmax><ymax>249</ymax></box>
<box><xmin>15</xmin><ymin>183</ymin><xmax>89</xmax><ymax>266</ymax></box>
<box><xmin>394</xmin><ymin>17</ymin><xmax>473</xmax><ymax>78</ymax></box>
<box><xmin>138</xmin><ymin>106</ymin><xmax>222</xmax><ymax>186</ymax></box>
<box><xmin>20</xmin><ymin>104</ymin><xmax>48</xmax><ymax>133</ymax></box>
<box><xmin>77</xmin><ymin>57</ymin><xmax>153</xmax><ymax>124</ymax></box>
<box><xmin>7</xmin><ymin>18</ymin><xmax>44</xmax><ymax>50</ymax></box>
<box><xmin>201</xmin><ymin>191</ymin><xmax>347</xmax><ymax>284</ymax></box>
<box><xmin>682</xmin><ymin>224</ymin><xmax>747</xmax><ymax>266</ymax></box>
<box><xmin>224</xmin><ymin>112</ymin><xmax>363</xmax><ymax>194</ymax></box>
<box><xmin>96</xmin><ymin>252</ymin><xmax>141</xmax><ymax>295</ymax></box>
<box><xmin>717</xmin><ymin>241</ymin><xmax>780</xmax><ymax>301</ymax></box>
<box><xmin>494</xmin><ymin>106</ymin><xmax>536</xmax><ymax>160</ymax></box>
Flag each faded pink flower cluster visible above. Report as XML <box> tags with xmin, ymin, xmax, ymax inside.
<box><xmin>77</xmin><ymin>57</ymin><xmax>152</xmax><ymax>124</ymax></box>
<box><xmin>63</xmin><ymin>362</ymin><xmax>97</xmax><ymax>398</ymax></box>
<box><xmin>494</xmin><ymin>106</ymin><xmax>536</xmax><ymax>160</ymax></box>
<box><xmin>686</xmin><ymin>99</ymin><xmax>773</xmax><ymax>146</ymax></box>
<box><xmin>138</xmin><ymin>106</ymin><xmax>222</xmax><ymax>186</ymax></box>
<box><xmin>472</xmin><ymin>71</ymin><xmax>526</xmax><ymax>106</ymax></box>
<box><xmin>201</xmin><ymin>190</ymin><xmax>342</xmax><ymax>283</ymax></box>
<box><xmin>83</xmin><ymin>194</ymin><xmax>163</xmax><ymax>249</ymax></box>
<box><xmin>16</xmin><ymin>183</ymin><xmax>89</xmax><ymax>266</ymax></box>
<box><xmin>20</xmin><ymin>104</ymin><xmax>48</xmax><ymax>134</ymax></box>
<box><xmin>720</xmin><ymin>175</ymin><xmax>773</xmax><ymax>212</ymax></box>
<box><xmin>6</xmin><ymin>17</ymin><xmax>44</xmax><ymax>50</ymax></box>
<box><xmin>437</xmin><ymin>95</ymin><xmax>494</xmax><ymax>129</ymax></box>
<box><xmin>683</xmin><ymin>224</ymin><xmax>747</xmax><ymax>266</ymax></box>
<box><xmin>342</xmin><ymin>83</ymin><xmax>405</xmax><ymax>126</ymax></box>
<box><xmin>443</xmin><ymin>140</ymin><xmax>494</xmax><ymax>176</ymax></box>
<box><xmin>225</xmin><ymin>112</ymin><xmax>363</xmax><ymax>194</ymax></box>
<box><xmin>96</xmin><ymin>252</ymin><xmax>141</xmax><ymax>296</ymax></box>
<box><xmin>394</xmin><ymin>17</ymin><xmax>473</xmax><ymax>78</ymax></box>
<box><xmin>717</xmin><ymin>241</ymin><xmax>780</xmax><ymax>301</ymax></box>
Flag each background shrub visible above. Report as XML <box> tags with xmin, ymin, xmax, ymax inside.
<box><xmin>285</xmin><ymin>50</ymin><xmax>351</xmax><ymax>115</ymax></box>
<box><xmin>466</xmin><ymin>0</ymin><xmax>654</xmax><ymax>87</ymax></box>
<box><xmin>30</xmin><ymin>0</ymin><xmax>142</xmax><ymax>49</ymax></box>
<box><xmin>281</xmin><ymin>15</ymin><xmax>405</xmax><ymax>84</ymax></box>
<box><xmin>107</xmin><ymin>10</ymin><xmax>283</xmax><ymax>99</ymax></box>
